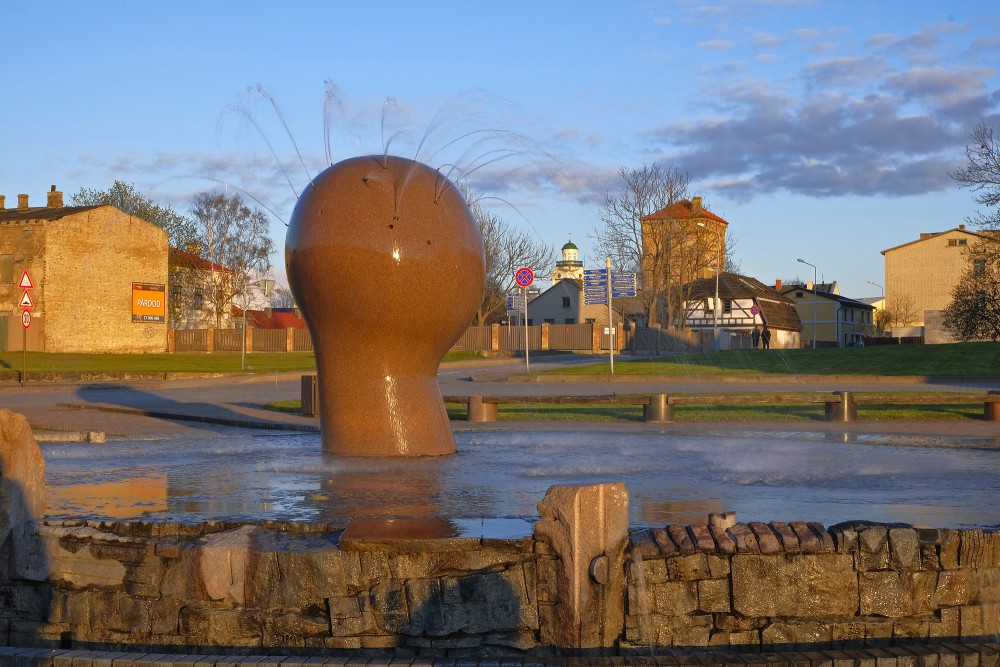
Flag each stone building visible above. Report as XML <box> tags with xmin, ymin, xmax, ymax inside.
<box><xmin>0</xmin><ymin>187</ymin><xmax>168</xmax><ymax>352</ymax></box>
<box><xmin>168</xmin><ymin>243</ymin><xmax>234</xmax><ymax>329</ymax></box>
<box><xmin>527</xmin><ymin>279</ymin><xmax>621</xmax><ymax>326</ymax></box>
<box><xmin>881</xmin><ymin>225</ymin><xmax>1000</xmax><ymax>331</ymax></box>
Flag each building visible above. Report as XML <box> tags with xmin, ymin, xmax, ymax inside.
<box><xmin>527</xmin><ymin>279</ymin><xmax>621</xmax><ymax>326</ymax></box>
<box><xmin>550</xmin><ymin>239</ymin><xmax>584</xmax><ymax>284</ymax></box>
<box><xmin>0</xmin><ymin>187</ymin><xmax>168</xmax><ymax>352</ymax></box>
<box><xmin>781</xmin><ymin>282</ymin><xmax>875</xmax><ymax>347</ymax></box>
<box><xmin>680</xmin><ymin>272</ymin><xmax>802</xmax><ymax>350</ymax></box>
<box><xmin>168</xmin><ymin>243</ymin><xmax>234</xmax><ymax>329</ymax></box>
<box><xmin>881</xmin><ymin>225</ymin><xmax>1000</xmax><ymax>333</ymax></box>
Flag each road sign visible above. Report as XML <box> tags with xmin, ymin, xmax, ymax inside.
<box><xmin>18</xmin><ymin>271</ymin><xmax>33</xmax><ymax>289</ymax></box>
<box><xmin>514</xmin><ymin>267</ymin><xmax>534</xmax><ymax>287</ymax></box>
<box><xmin>21</xmin><ymin>310</ymin><xmax>30</xmax><ymax>329</ymax></box>
<box><xmin>18</xmin><ymin>291</ymin><xmax>33</xmax><ymax>308</ymax></box>
<box><xmin>612</xmin><ymin>290</ymin><xmax>637</xmax><ymax>298</ymax></box>
<box><xmin>750</xmin><ymin>304</ymin><xmax>761</xmax><ymax>315</ymax></box>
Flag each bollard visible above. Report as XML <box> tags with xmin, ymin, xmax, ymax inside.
<box><xmin>986</xmin><ymin>391</ymin><xmax>1000</xmax><ymax>421</ymax></box>
<box><xmin>643</xmin><ymin>393</ymin><xmax>674</xmax><ymax>423</ymax></box>
<box><xmin>825</xmin><ymin>390</ymin><xmax>857</xmax><ymax>422</ymax></box>
<box><xmin>467</xmin><ymin>396</ymin><xmax>498</xmax><ymax>422</ymax></box>
<box><xmin>301</xmin><ymin>375</ymin><xmax>319</xmax><ymax>417</ymax></box>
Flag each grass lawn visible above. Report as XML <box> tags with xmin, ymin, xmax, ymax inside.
<box><xmin>0</xmin><ymin>350</ymin><xmax>482</xmax><ymax>375</ymax></box>
<box><xmin>545</xmin><ymin>341</ymin><xmax>1000</xmax><ymax>377</ymax></box>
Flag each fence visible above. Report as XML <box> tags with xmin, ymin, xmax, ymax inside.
<box><xmin>167</xmin><ymin>323</ymin><xmax>699</xmax><ymax>355</ymax></box>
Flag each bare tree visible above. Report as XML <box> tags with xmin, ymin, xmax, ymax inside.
<box><xmin>880</xmin><ymin>293</ymin><xmax>920</xmax><ymax>331</ymax></box>
<box><xmin>944</xmin><ymin>242</ymin><xmax>1000</xmax><ymax>341</ymax></box>
<box><xmin>463</xmin><ymin>188</ymin><xmax>554</xmax><ymax>326</ymax></box>
<box><xmin>190</xmin><ymin>192</ymin><xmax>275</xmax><ymax>328</ymax></box>
<box><xmin>269</xmin><ymin>285</ymin><xmax>296</xmax><ymax>309</ymax></box>
<box><xmin>950</xmin><ymin>122</ymin><xmax>1000</xmax><ymax>229</ymax></box>
<box><xmin>591</xmin><ymin>164</ymin><xmax>695</xmax><ymax>327</ymax></box>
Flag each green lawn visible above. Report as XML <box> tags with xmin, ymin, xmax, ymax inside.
<box><xmin>0</xmin><ymin>350</ymin><xmax>482</xmax><ymax>375</ymax></box>
<box><xmin>546</xmin><ymin>341</ymin><xmax>1000</xmax><ymax>377</ymax></box>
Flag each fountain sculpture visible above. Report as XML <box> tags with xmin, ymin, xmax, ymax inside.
<box><xmin>285</xmin><ymin>155</ymin><xmax>485</xmax><ymax>456</ymax></box>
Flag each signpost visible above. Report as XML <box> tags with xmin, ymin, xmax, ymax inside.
<box><xmin>19</xmin><ymin>271</ymin><xmax>34</xmax><ymax>387</ymax></box>
<box><xmin>584</xmin><ymin>261</ymin><xmax>637</xmax><ymax>374</ymax></box>
<box><xmin>514</xmin><ymin>267</ymin><xmax>534</xmax><ymax>373</ymax></box>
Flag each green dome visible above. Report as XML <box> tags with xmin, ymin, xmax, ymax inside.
<box><xmin>562</xmin><ymin>240</ymin><xmax>578</xmax><ymax>251</ymax></box>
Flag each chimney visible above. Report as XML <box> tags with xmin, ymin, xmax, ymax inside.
<box><xmin>185</xmin><ymin>241</ymin><xmax>202</xmax><ymax>256</ymax></box>
<box><xmin>0</xmin><ymin>195</ymin><xmax>5</xmax><ymax>210</ymax></box>
<box><xmin>775</xmin><ymin>279</ymin><xmax>782</xmax><ymax>291</ymax></box>
<box><xmin>18</xmin><ymin>194</ymin><xmax>29</xmax><ymax>209</ymax></box>
<box><xmin>959</xmin><ymin>224</ymin><xmax>966</xmax><ymax>230</ymax></box>
<box><xmin>47</xmin><ymin>185</ymin><xmax>63</xmax><ymax>208</ymax></box>
<box><xmin>691</xmin><ymin>196</ymin><xmax>703</xmax><ymax>214</ymax></box>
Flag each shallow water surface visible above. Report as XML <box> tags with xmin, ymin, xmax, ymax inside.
<box><xmin>42</xmin><ymin>428</ymin><xmax>1000</xmax><ymax>529</ymax></box>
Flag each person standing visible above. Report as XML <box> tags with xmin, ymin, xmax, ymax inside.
<box><xmin>751</xmin><ymin>325</ymin><xmax>760</xmax><ymax>349</ymax></box>
<box><xmin>761</xmin><ymin>325</ymin><xmax>771</xmax><ymax>350</ymax></box>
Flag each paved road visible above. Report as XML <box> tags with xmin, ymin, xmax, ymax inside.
<box><xmin>1</xmin><ymin>354</ymin><xmax>998</xmax><ymax>440</ymax></box>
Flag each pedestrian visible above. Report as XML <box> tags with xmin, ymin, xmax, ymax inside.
<box><xmin>751</xmin><ymin>325</ymin><xmax>760</xmax><ymax>349</ymax></box>
<box><xmin>761</xmin><ymin>325</ymin><xmax>771</xmax><ymax>350</ymax></box>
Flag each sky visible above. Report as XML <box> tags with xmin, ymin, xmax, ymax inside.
<box><xmin>3</xmin><ymin>0</ymin><xmax>999</xmax><ymax>300</ymax></box>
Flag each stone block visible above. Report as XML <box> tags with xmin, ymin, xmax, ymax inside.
<box><xmin>729</xmin><ymin>524</ymin><xmax>761</xmax><ymax>553</ymax></box>
<box><xmin>652</xmin><ymin>526</ymin><xmax>678</xmax><ymax>555</ymax></box>
<box><xmin>697</xmin><ymin>578</ymin><xmax>730</xmax><ymax>613</ymax></box>
<box><xmin>829</xmin><ymin>524</ymin><xmax>858</xmax><ymax>554</ymax></box>
<box><xmin>890</xmin><ymin>529</ymin><xmax>921</xmax><ymax>570</ymax></box>
<box><xmin>941</xmin><ymin>531</ymin><xmax>961</xmax><ymax>570</ymax></box>
<box><xmin>961</xmin><ymin>603</ymin><xmax>1000</xmax><ymax>637</ymax></box>
<box><xmin>649</xmin><ymin>581</ymin><xmax>698</xmax><ymax>617</ymax></box>
<box><xmin>193</xmin><ymin>525</ymin><xmax>258</xmax><ymax>603</ymax></box>
<box><xmin>931</xmin><ymin>606</ymin><xmax>961</xmax><ymax>640</ymax></box>
<box><xmin>858</xmin><ymin>525</ymin><xmax>890</xmax><ymax>571</ymax></box>
<box><xmin>653</xmin><ymin>612</ymin><xmax>712</xmax><ymax>647</ymax></box>
<box><xmin>791</xmin><ymin>522</ymin><xmax>821</xmax><ymax>553</ymax></box>
<box><xmin>533</xmin><ymin>483</ymin><xmax>628</xmax><ymax>649</ymax></box>
<box><xmin>761</xmin><ymin>620</ymin><xmax>834</xmax><ymax>649</ymax></box>
<box><xmin>972</xmin><ymin>569</ymin><xmax>1000</xmax><ymax>604</ymax></box>
<box><xmin>178</xmin><ymin>606</ymin><xmax>264</xmax><ymax>646</ymax></box>
<box><xmin>665</xmin><ymin>553</ymin><xmax>710</xmax><ymax>581</ymax></box>
<box><xmin>630</xmin><ymin>530</ymin><xmax>660</xmax><ymax>560</ymax></box>
<box><xmin>0</xmin><ymin>410</ymin><xmax>46</xmax><ymax>547</ymax></box>
<box><xmin>668</xmin><ymin>524</ymin><xmax>696</xmax><ymax>553</ymax></box>
<box><xmin>707</xmin><ymin>555</ymin><xmax>730</xmax><ymax>578</ymax></box>
<box><xmin>688</xmin><ymin>524</ymin><xmax>716</xmax><ymax>551</ymax></box>
<box><xmin>749</xmin><ymin>523</ymin><xmax>781</xmax><ymax>554</ymax></box>
<box><xmin>936</xmin><ymin>570</ymin><xmax>973</xmax><ymax>607</ymax></box>
<box><xmin>860</xmin><ymin>571</ymin><xmax>936</xmax><ymax>617</ymax></box>
<box><xmin>709</xmin><ymin>524</ymin><xmax>737</xmax><ymax>555</ymax></box>
<box><xmin>961</xmin><ymin>531</ymin><xmax>1000</xmax><ymax>569</ymax></box>
<box><xmin>772</xmin><ymin>522</ymin><xmax>801</xmax><ymax>553</ymax></box>
<box><xmin>733</xmin><ymin>554</ymin><xmax>859</xmax><ymax>618</ymax></box>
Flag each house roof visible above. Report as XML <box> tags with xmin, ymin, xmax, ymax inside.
<box><xmin>236</xmin><ymin>307</ymin><xmax>306</xmax><ymax>329</ymax></box>
<box><xmin>780</xmin><ymin>285</ymin><xmax>875</xmax><ymax>310</ymax></box>
<box><xmin>681</xmin><ymin>272</ymin><xmax>802</xmax><ymax>331</ymax></box>
<box><xmin>0</xmin><ymin>205</ymin><xmax>103</xmax><ymax>223</ymax></box>
<box><xmin>880</xmin><ymin>226</ymin><xmax>1000</xmax><ymax>255</ymax></box>
<box><xmin>169</xmin><ymin>246</ymin><xmax>232</xmax><ymax>272</ymax></box>
<box><xmin>640</xmin><ymin>198</ymin><xmax>729</xmax><ymax>225</ymax></box>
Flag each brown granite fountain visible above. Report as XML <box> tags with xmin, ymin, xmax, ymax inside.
<box><xmin>285</xmin><ymin>155</ymin><xmax>485</xmax><ymax>456</ymax></box>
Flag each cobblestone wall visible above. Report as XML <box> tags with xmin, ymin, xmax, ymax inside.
<box><xmin>1</xmin><ymin>516</ymin><xmax>996</xmax><ymax>658</ymax></box>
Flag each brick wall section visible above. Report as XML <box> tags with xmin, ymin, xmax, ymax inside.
<box><xmin>44</xmin><ymin>207</ymin><xmax>167</xmax><ymax>352</ymax></box>
<box><xmin>884</xmin><ymin>230</ymin><xmax>987</xmax><ymax>327</ymax></box>
<box><xmin>2</xmin><ymin>518</ymin><xmax>996</xmax><ymax>658</ymax></box>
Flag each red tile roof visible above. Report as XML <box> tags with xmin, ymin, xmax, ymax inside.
<box><xmin>641</xmin><ymin>199</ymin><xmax>729</xmax><ymax>225</ymax></box>
<box><xmin>169</xmin><ymin>247</ymin><xmax>232</xmax><ymax>273</ymax></box>
<box><xmin>236</xmin><ymin>307</ymin><xmax>307</xmax><ymax>329</ymax></box>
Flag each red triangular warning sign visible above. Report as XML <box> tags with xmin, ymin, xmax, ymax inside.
<box><xmin>18</xmin><ymin>291</ymin><xmax>33</xmax><ymax>308</ymax></box>
<box><xmin>18</xmin><ymin>271</ymin><xmax>33</xmax><ymax>289</ymax></box>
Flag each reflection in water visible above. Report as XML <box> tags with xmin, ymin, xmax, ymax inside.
<box><xmin>40</xmin><ymin>429</ymin><xmax>1000</xmax><ymax>529</ymax></box>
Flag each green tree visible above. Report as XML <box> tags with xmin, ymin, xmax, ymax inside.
<box><xmin>71</xmin><ymin>180</ymin><xmax>197</xmax><ymax>248</ymax></box>
<box><xmin>943</xmin><ymin>243</ymin><xmax>1000</xmax><ymax>341</ymax></box>
<box><xmin>190</xmin><ymin>192</ymin><xmax>275</xmax><ymax>328</ymax></box>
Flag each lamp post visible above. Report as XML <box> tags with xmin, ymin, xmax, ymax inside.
<box><xmin>867</xmin><ymin>280</ymin><xmax>884</xmax><ymax>335</ymax></box>
<box><xmin>797</xmin><ymin>258</ymin><xmax>817</xmax><ymax>349</ymax></box>
<box><xmin>697</xmin><ymin>222</ymin><xmax>722</xmax><ymax>352</ymax></box>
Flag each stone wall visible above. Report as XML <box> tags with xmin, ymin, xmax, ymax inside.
<box><xmin>1</xmin><ymin>515</ymin><xmax>996</xmax><ymax>658</ymax></box>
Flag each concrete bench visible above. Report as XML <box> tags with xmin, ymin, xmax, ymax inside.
<box><xmin>444</xmin><ymin>394</ymin><xmax>672</xmax><ymax>423</ymax></box>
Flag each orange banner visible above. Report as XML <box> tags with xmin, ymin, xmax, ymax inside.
<box><xmin>132</xmin><ymin>282</ymin><xmax>165</xmax><ymax>323</ymax></box>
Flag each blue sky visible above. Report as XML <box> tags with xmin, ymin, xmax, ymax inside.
<box><xmin>3</xmin><ymin>1</ymin><xmax>998</xmax><ymax>299</ymax></box>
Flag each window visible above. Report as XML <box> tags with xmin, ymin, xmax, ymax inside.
<box><xmin>949</xmin><ymin>238</ymin><xmax>968</xmax><ymax>247</ymax></box>
<box><xmin>723</xmin><ymin>299</ymin><xmax>732</xmax><ymax>314</ymax></box>
<box><xmin>564</xmin><ymin>318</ymin><xmax>575</xmax><ymax>325</ymax></box>
<box><xmin>193</xmin><ymin>287</ymin><xmax>204</xmax><ymax>309</ymax></box>
<box><xmin>796</xmin><ymin>291</ymin><xmax>804</xmax><ymax>298</ymax></box>
<box><xmin>544</xmin><ymin>318</ymin><xmax>554</xmax><ymax>324</ymax></box>
<box><xmin>561</xmin><ymin>297</ymin><xmax>571</xmax><ymax>308</ymax></box>
<box><xmin>586</xmin><ymin>318</ymin><xmax>596</xmax><ymax>324</ymax></box>
<box><xmin>974</xmin><ymin>259</ymin><xmax>986</xmax><ymax>275</ymax></box>
<box><xmin>0</xmin><ymin>255</ymin><xmax>12</xmax><ymax>283</ymax></box>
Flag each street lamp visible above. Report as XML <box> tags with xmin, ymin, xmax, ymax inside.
<box><xmin>697</xmin><ymin>222</ymin><xmax>722</xmax><ymax>352</ymax></box>
<box><xmin>867</xmin><ymin>280</ymin><xmax>884</xmax><ymax>335</ymax></box>
<box><xmin>797</xmin><ymin>258</ymin><xmax>817</xmax><ymax>349</ymax></box>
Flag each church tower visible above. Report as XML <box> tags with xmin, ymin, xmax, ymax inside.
<box><xmin>550</xmin><ymin>238</ymin><xmax>584</xmax><ymax>283</ymax></box>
